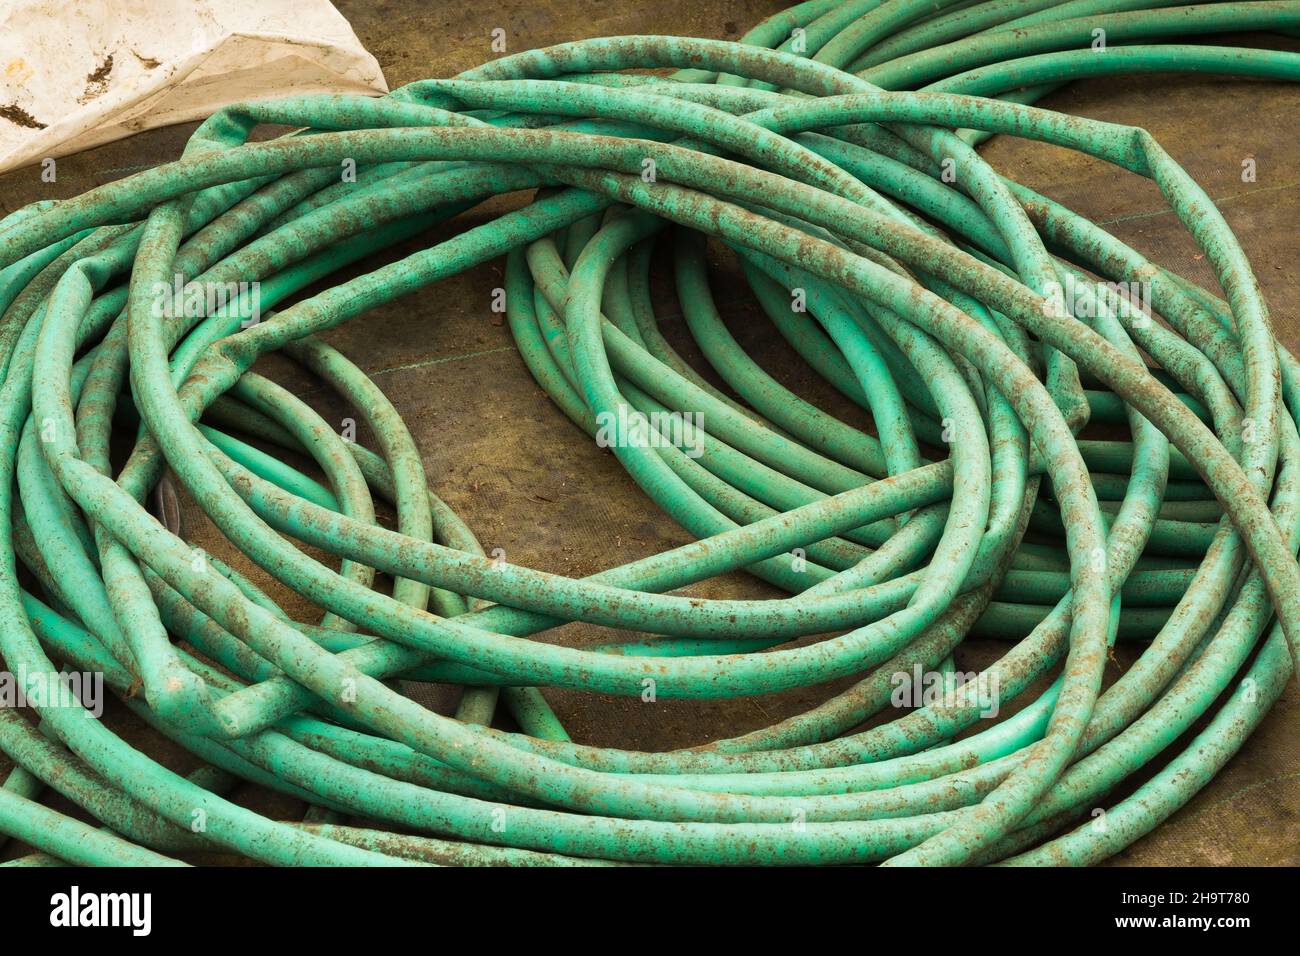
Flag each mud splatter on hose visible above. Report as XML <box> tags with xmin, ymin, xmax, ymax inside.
<box><xmin>1</xmin><ymin>2</ymin><xmax>1299</xmax><ymax>866</ymax></box>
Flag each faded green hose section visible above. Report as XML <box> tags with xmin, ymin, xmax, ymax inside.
<box><xmin>0</xmin><ymin>0</ymin><xmax>1296</xmax><ymax>867</ymax></box>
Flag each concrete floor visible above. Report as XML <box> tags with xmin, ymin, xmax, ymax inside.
<box><xmin>1</xmin><ymin>1</ymin><xmax>1298</xmax><ymax>865</ymax></box>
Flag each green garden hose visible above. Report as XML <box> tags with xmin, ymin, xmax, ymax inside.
<box><xmin>0</xmin><ymin>0</ymin><xmax>1297</xmax><ymax>866</ymax></box>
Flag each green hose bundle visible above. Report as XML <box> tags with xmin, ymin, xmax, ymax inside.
<box><xmin>1</xmin><ymin>0</ymin><xmax>1298</xmax><ymax>867</ymax></box>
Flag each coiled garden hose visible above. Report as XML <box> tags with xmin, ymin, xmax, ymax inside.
<box><xmin>0</xmin><ymin>0</ymin><xmax>1297</xmax><ymax>866</ymax></box>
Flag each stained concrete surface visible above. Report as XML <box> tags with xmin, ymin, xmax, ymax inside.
<box><xmin>0</xmin><ymin>1</ymin><xmax>1297</xmax><ymax>865</ymax></box>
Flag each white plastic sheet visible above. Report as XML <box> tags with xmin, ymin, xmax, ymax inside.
<box><xmin>0</xmin><ymin>0</ymin><xmax>388</xmax><ymax>174</ymax></box>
